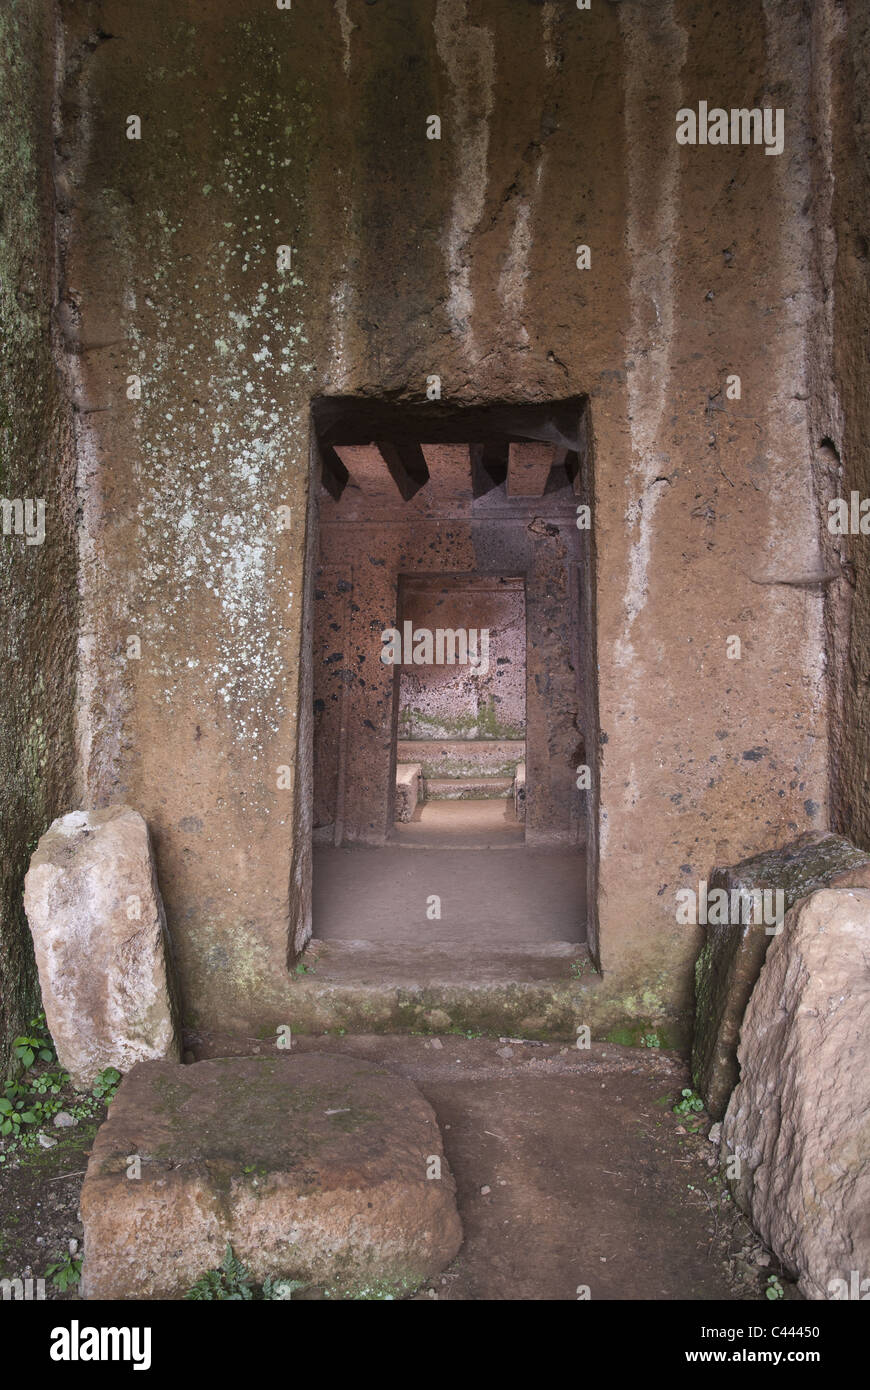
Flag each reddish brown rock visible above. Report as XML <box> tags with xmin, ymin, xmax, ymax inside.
<box><xmin>53</xmin><ymin>0</ymin><xmax>835</xmax><ymax>1048</ymax></box>
<box><xmin>692</xmin><ymin>833</ymin><xmax>870</xmax><ymax>1119</ymax></box>
<box><xmin>721</xmin><ymin>887</ymin><xmax>870</xmax><ymax>1300</ymax></box>
<box><xmin>80</xmin><ymin>1054</ymin><xmax>462</xmax><ymax>1299</ymax></box>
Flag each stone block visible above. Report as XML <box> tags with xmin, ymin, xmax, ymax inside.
<box><xmin>514</xmin><ymin>761</ymin><xmax>526</xmax><ymax>823</ymax></box>
<box><xmin>692</xmin><ymin>832</ymin><xmax>870</xmax><ymax>1118</ymax></box>
<box><xmin>424</xmin><ymin>776</ymin><xmax>512</xmax><ymax>800</ymax></box>
<box><xmin>396</xmin><ymin>739</ymin><xmax>525</xmax><ymax>779</ymax></box>
<box><xmin>721</xmin><ymin>887</ymin><xmax>870</xmax><ymax>1299</ymax></box>
<box><xmin>23</xmin><ymin>806</ymin><xmax>181</xmax><ymax>1088</ymax></box>
<box><xmin>394</xmin><ymin>763</ymin><xmax>421</xmax><ymax>822</ymax></box>
<box><xmin>80</xmin><ymin>1054</ymin><xmax>463</xmax><ymax>1299</ymax></box>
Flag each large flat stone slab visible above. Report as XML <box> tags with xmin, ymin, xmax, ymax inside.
<box><xmin>80</xmin><ymin>1054</ymin><xmax>463</xmax><ymax>1299</ymax></box>
<box><xmin>23</xmin><ymin>806</ymin><xmax>181</xmax><ymax>1089</ymax></box>
<box><xmin>692</xmin><ymin>832</ymin><xmax>870</xmax><ymax>1118</ymax></box>
<box><xmin>721</xmin><ymin>887</ymin><xmax>870</xmax><ymax>1300</ymax></box>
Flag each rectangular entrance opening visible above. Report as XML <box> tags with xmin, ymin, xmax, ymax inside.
<box><xmin>307</xmin><ymin>398</ymin><xmax>598</xmax><ymax>960</ymax></box>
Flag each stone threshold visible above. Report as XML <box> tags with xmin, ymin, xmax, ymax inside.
<box><xmin>185</xmin><ymin>940</ymin><xmax>602</xmax><ymax>1045</ymax></box>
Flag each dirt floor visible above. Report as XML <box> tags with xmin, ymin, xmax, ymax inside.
<box><xmin>0</xmin><ymin>1112</ymin><xmax>95</xmax><ymax>1302</ymax></box>
<box><xmin>391</xmin><ymin>799</ymin><xmax>527</xmax><ymax>848</ymax></box>
<box><xmin>0</xmin><ymin>1033</ymin><xmax>795</xmax><ymax>1301</ymax></box>
<box><xmin>313</xmin><ymin>840</ymin><xmax>586</xmax><ymax>944</ymax></box>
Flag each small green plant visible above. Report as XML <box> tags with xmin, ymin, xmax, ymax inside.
<box><xmin>185</xmin><ymin>1244</ymin><xmax>255</xmax><ymax>1300</ymax></box>
<box><xmin>186</xmin><ymin>1245</ymin><xmax>307</xmax><ymax>1300</ymax></box>
<box><xmin>569</xmin><ymin>959</ymin><xmax>589</xmax><ymax>979</ymax></box>
<box><xmin>765</xmin><ymin>1274</ymin><xmax>784</xmax><ymax>1301</ymax></box>
<box><xmin>29</xmin><ymin>1069</ymin><xmax>69</xmax><ymax>1097</ymax></box>
<box><xmin>0</xmin><ymin>1095</ymin><xmax>38</xmax><ymax>1136</ymax></box>
<box><xmin>673</xmin><ymin>1087</ymin><xmax>705</xmax><ymax>1116</ymax></box>
<box><xmin>1</xmin><ymin>1062</ymin><xmax>73</xmax><ymax>1133</ymax></box>
<box><xmin>12</xmin><ymin>1013</ymin><xmax>55</xmax><ymax>1070</ymax></box>
<box><xmin>640</xmin><ymin>1031</ymin><xmax>662</xmax><ymax>1048</ymax></box>
<box><xmin>0</xmin><ymin>1019</ymin><xmax>113</xmax><ymax>1162</ymax></box>
<box><xmin>92</xmin><ymin>1067</ymin><xmax>122</xmax><ymax>1103</ymax></box>
<box><xmin>45</xmin><ymin>1252</ymin><xmax>83</xmax><ymax>1292</ymax></box>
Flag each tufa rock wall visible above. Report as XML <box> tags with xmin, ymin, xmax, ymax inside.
<box><xmin>0</xmin><ymin>0</ymin><xmax>78</xmax><ymax>1072</ymax></box>
<box><xmin>56</xmin><ymin>0</ymin><xmax>831</xmax><ymax>1037</ymax></box>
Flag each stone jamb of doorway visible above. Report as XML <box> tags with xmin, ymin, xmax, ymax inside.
<box><xmin>297</xmin><ymin>395</ymin><xmax>602</xmax><ymax>970</ymax></box>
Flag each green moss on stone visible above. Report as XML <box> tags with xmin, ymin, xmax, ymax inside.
<box><xmin>397</xmin><ymin>702</ymin><xmax>524</xmax><ymax>742</ymax></box>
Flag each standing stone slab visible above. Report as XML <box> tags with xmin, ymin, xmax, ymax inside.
<box><xmin>394</xmin><ymin>763</ymin><xmax>421</xmax><ymax>823</ymax></box>
<box><xmin>80</xmin><ymin>1054</ymin><xmax>463</xmax><ymax>1299</ymax></box>
<box><xmin>23</xmin><ymin>807</ymin><xmax>181</xmax><ymax>1088</ymax></box>
<box><xmin>692</xmin><ymin>832</ymin><xmax>870</xmax><ymax>1118</ymax></box>
<box><xmin>721</xmin><ymin>888</ymin><xmax>870</xmax><ymax>1300</ymax></box>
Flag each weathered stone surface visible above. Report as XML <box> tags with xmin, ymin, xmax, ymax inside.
<box><xmin>394</xmin><ymin>763</ymin><xmax>421</xmax><ymax>823</ymax></box>
<box><xmin>0</xmin><ymin>3</ymin><xmax>78</xmax><ymax>1075</ymax></box>
<box><xmin>23</xmin><ymin>807</ymin><xmax>181</xmax><ymax>1088</ymax></box>
<box><xmin>827</xmin><ymin>6</ymin><xmax>870</xmax><ymax>866</ymax></box>
<box><xmin>425</xmin><ymin>776</ymin><xmax>513</xmax><ymax>800</ymax></box>
<box><xmin>57</xmin><ymin>0</ymin><xmax>835</xmax><ymax>1042</ymax></box>
<box><xmin>397</xmin><ymin>739</ymin><xmax>525</xmax><ymax>780</ymax></box>
<box><xmin>80</xmin><ymin>1054</ymin><xmax>463</xmax><ymax>1300</ymax></box>
<box><xmin>692</xmin><ymin>833</ymin><xmax>870</xmax><ymax>1118</ymax></box>
<box><xmin>514</xmin><ymin>762</ymin><xmax>526</xmax><ymax>824</ymax></box>
<box><xmin>721</xmin><ymin>887</ymin><xmax>870</xmax><ymax>1300</ymax></box>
